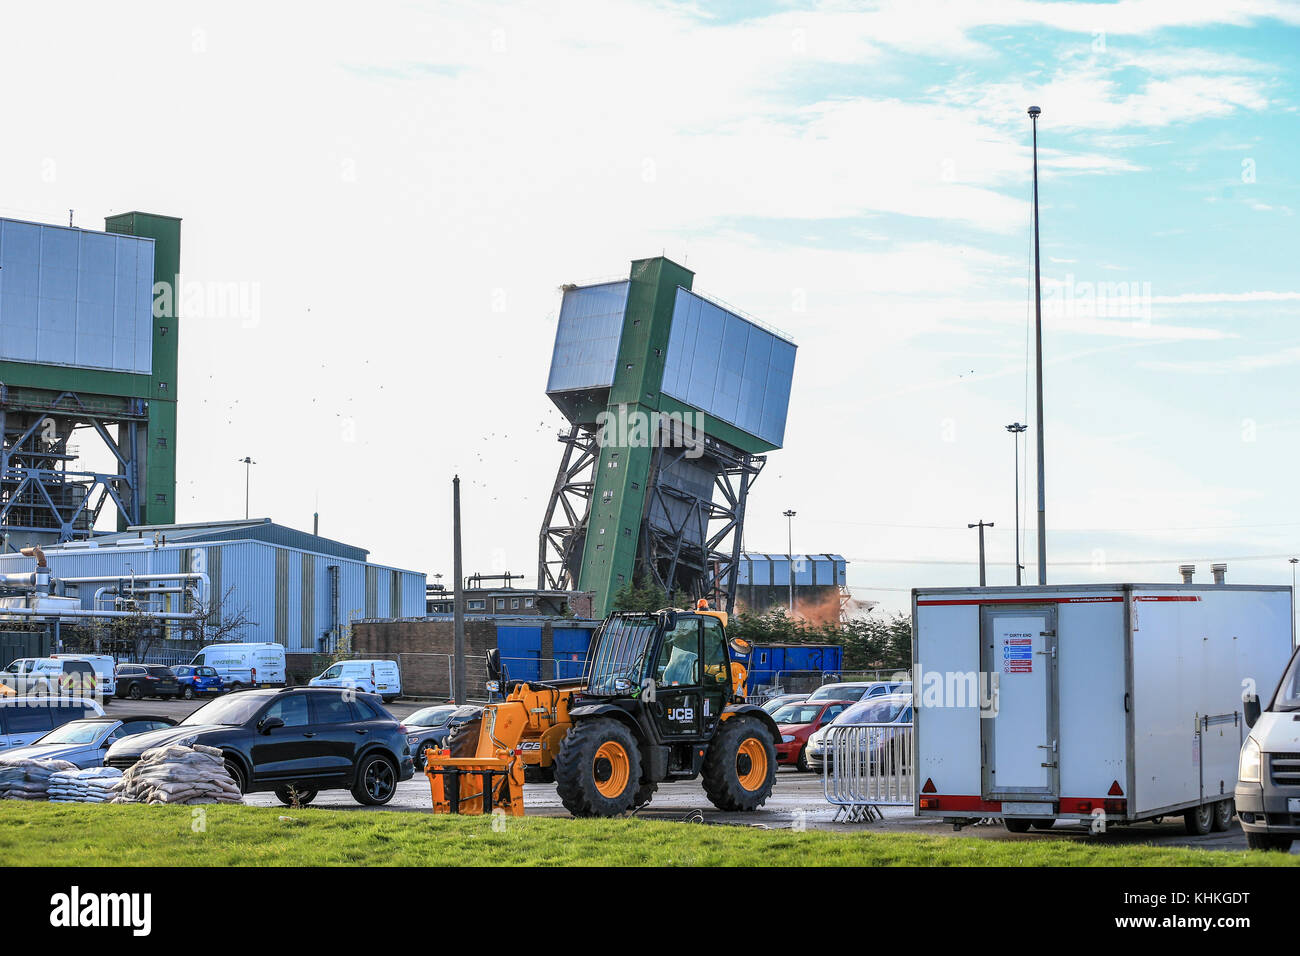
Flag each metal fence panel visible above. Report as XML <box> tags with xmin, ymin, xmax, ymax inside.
<box><xmin>822</xmin><ymin>721</ymin><xmax>914</xmax><ymax>822</ymax></box>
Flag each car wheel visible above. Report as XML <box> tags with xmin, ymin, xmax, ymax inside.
<box><xmin>352</xmin><ymin>754</ymin><xmax>398</xmax><ymax>806</ymax></box>
<box><xmin>223</xmin><ymin>758</ymin><xmax>247</xmax><ymax>794</ymax></box>
<box><xmin>228</xmin><ymin>682</ymin><xmax>243</xmax><ymax>693</ymax></box>
<box><xmin>1184</xmin><ymin>803</ymin><xmax>1214</xmax><ymax>836</ymax></box>
<box><xmin>1245</xmin><ymin>831</ymin><xmax>1294</xmax><ymax>852</ymax></box>
<box><xmin>413</xmin><ymin>740</ymin><xmax>439</xmax><ymax>772</ymax></box>
<box><xmin>128</xmin><ymin>683</ymin><xmax>142</xmax><ymax>700</ymax></box>
<box><xmin>275</xmin><ymin>786</ymin><xmax>317</xmax><ymax>807</ymax></box>
<box><xmin>182</xmin><ymin>686</ymin><xmax>195</xmax><ymax>700</ymax></box>
<box><xmin>795</xmin><ymin>745</ymin><xmax>809</xmax><ymax>773</ymax></box>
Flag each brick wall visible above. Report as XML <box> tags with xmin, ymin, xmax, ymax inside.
<box><xmin>352</xmin><ymin>618</ymin><xmax>498</xmax><ymax>698</ymax></box>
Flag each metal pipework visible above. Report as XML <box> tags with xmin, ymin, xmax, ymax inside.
<box><xmin>0</xmin><ymin>606</ymin><xmax>207</xmax><ymax>622</ymax></box>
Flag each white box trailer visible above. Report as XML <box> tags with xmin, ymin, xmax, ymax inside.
<box><xmin>912</xmin><ymin>583</ymin><xmax>1294</xmax><ymax>830</ymax></box>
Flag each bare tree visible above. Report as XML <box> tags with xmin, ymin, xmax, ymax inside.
<box><xmin>179</xmin><ymin>584</ymin><xmax>258</xmax><ymax>645</ymax></box>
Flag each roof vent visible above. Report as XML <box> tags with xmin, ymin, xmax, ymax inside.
<box><xmin>1178</xmin><ymin>564</ymin><xmax>1195</xmax><ymax>584</ymax></box>
<box><xmin>1211</xmin><ymin>563</ymin><xmax>1227</xmax><ymax>585</ymax></box>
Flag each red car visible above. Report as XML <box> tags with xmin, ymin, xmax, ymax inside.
<box><xmin>772</xmin><ymin>699</ymin><xmax>852</xmax><ymax>771</ymax></box>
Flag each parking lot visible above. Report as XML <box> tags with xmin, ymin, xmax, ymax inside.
<box><xmin>101</xmin><ymin>694</ymin><xmax>1294</xmax><ymax>853</ymax></box>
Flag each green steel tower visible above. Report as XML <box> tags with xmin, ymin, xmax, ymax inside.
<box><xmin>0</xmin><ymin>211</ymin><xmax>180</xmax><ymax>545</ymax></box>
<box><xmin>539</xmin><ymin>256</ymin><xmax>796</xmax><ymax>617</ymax></box>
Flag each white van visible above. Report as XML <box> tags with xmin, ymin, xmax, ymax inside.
<box><xmin>52</xmin><ymin>654</ymin><xmax>117</xmax><ymax>697</ymax></box>
<box><xmin>310</xmin><ymin>659</ymin><xmax>401</xmax><ymax>701</ymax></box>
<box><xmin>1236</xmin><ymin>644</ymin><xmax>1300</xmax><ymax>852</ymax></box>
<box><xmin>191</xmin><ymin>643</ymin><xmax>286</xmax><ymax>690</ymax></box>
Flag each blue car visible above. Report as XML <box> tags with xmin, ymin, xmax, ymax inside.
<box><xmin>170</xmin><ymin>664</ymin><xmax>225</xmax><ymax>700</ymax></box>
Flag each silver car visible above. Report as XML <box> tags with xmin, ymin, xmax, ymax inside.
<box><xmin>4</xmin><ymin>715</ymin><xmax>176</xmax><ymax>768</ymax></box>
<box><xmin>805</xmin><ymin>694</ymin><xmax>913</xmax><ymax>772</ymax></box>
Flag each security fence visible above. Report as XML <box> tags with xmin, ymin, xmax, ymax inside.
<box><xmin>822</xmin><ymin>720</ymin><xmax>915</xmax><ymax>823</ymax></box>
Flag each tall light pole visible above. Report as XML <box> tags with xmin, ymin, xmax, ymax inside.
<box><xmin>1029</xmin><ymin>104</ymin><xmax>1047</xmax><ymax>585</ymax></box>
<box><xmin>238</xmin><ymin>457</ymin><xmax>256</xmax><ymax>519</ymax></box>
<box><xmin>1006</xmin><ymin>423</ymin><xmax>1027</xmax><ymax>585</ymax></box>
<box><xmin>969</xmin><ymin>521</ymin><xmax>994</xmax><ymax>587</ymax></box>
<box><xmin>783</xmin><ymin>509</ymin><xmax>797</xmax><ymax>616</ymax></box>
<box><xmin>1290</xmin><ymin>557</ymin><xmax>1297</xmax><ymax>646</ymax></box>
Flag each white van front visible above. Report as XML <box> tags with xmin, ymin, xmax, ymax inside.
<box><xmin>1235</xmin><ymin>646</ymin><xmax>1300</xmax><ymax>852</ymax></box>
<box><xmin>310</xmin><ymin>660</ymin><xmax>401</xmax><ymax>701</ymax></box>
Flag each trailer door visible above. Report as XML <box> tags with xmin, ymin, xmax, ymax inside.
<box><xmin>981</xmin><ymin>604</ymin><xmax>1058</xmax><ymax>801</ymax></box>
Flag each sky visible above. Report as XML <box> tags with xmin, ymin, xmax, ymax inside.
<box><xmin>2</xmin><ymin>0</ymin><xmax>1300</xmax><ymax>616</ymax></box>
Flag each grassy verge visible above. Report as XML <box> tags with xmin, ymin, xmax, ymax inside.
<box><xmin>1</xmin><ymin>804</ymin><xmax>1296</xmax><ymax>866</ymax></box>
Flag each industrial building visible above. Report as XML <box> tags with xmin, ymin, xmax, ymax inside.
<box><xmin>0</xmin><ymin>213</ymin><xmax>181</xmax><ymax>545</ymax></box>
<box><xmin>730</xmin><ymin>553</ymin><xmax>852</xmax><ymax>622</ymax></box>
<box><xmin>538</xmin><ymin>257</ymin><xmax>797</xmax><ymax>617</ymax></box>
<box><xmin>424</xmin><ymin>581</ymin><xmax>592</xmax><ymax>617</ymax></box>
<box><xmin>0</xmin><ymin>519</ymin><xmax>425</xmax><ymax>675</ymax></box>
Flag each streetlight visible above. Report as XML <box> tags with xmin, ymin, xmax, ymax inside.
<box><xmin>1006</xmin><ymin>423</ymin><xmax>1028</xmax><ymax>585</ymax></box>
<box><xmin>783</xmin><ymin>509</ymin><xmax>797</xmax><ymax>615</ymax></box>
<box><xmin>1028</xmin><ymin>104</ymin><xmax>1047</xmax><ymax>585</ymax></box>
<box><xmin>1290</xmin><ymin>558</ymin><xmax>1297</xmax><ymax>644</ymax></box>
<box><xmin>238</xmin><ymin>457</ymin><xmax>256</xmax><ymax>519</ymax></box>
<box><xmin>968</xmin><ymin>521</ymin><xmax>994</xmax><ymax>587</ymax></box>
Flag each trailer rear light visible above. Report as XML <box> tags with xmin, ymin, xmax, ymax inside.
<box><xmin>920</xmin><ymin>797</ymin><xmax>940</xmax><ymax>810</ymax></box>
<box><xmin>1104</xmin><ymin>799</ymin><xmax>1127</xmax><ymax>815</ymax></box>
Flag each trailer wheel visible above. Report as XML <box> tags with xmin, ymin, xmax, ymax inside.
<box><xmin>1245</xmin><ymin>831</ymin><xmax>1294</xmax><ymax>852</ymax></box>
<box><xmin>1184</xmin><ymin>803</ymin><xmax>1214</xmax><ymax>836</ymax></box>
<box><xmin>554</xmin><ymin>718</ymin><xmax>642</xmax><ymax>817</ymax></box>
<box><xmin>1030</xmin><ymin>819</ymin><xmax>1055</xmax><ymax>830</ymax></box>
<box><xmin>1004</xmin><ymin>818</ymin><xmax>1033</xmax><ymax>833</ymax></box>
<box><xmin>1211</xmin><ymin>799</ymin><xmax>1235</xmax><ymax>832</ymax></box>
<box><xmin>702</xmin><ymin>715</ymin><xmax>776</xmax><ymax>812</ymax></box>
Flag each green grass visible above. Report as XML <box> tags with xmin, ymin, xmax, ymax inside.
<box><xmin>0</xmin><ymin>803</ymin><xmax>1296</xmax><ymax>866</ymax></box>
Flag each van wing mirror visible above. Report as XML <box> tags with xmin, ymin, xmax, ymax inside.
<box><xmin>1244</xmin><ymin>695</ymin><xmax>1261</xmax><ymax>728</ymax></box>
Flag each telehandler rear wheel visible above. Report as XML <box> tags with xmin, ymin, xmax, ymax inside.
<box><xmin>702</xmin><ymin>715</ymin><xmax>776</xmax><ymax>811</ymax></box>
<box><xmin>555</xmin><ymin>718</ymin><xmax>643</xmax><ymax>817</ymax></box>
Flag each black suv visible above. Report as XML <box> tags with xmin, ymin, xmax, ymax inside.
<box><xmin>103</xmin><ymin>687</ymin><xmax>415</xmax><ymax>805</ymax></box>
<box><xmin>115</xmin><ymin>664</ymin><xmax>180</xmax><ymax>700</ymax></box>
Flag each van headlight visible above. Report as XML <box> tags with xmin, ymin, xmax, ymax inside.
<box><xmin>1239</xmin><ymin>736</ymin><xmax>1262</xmax><ymax>784</ymax></box>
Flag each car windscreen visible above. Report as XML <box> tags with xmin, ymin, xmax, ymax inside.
<box><xmin>36</xmin><ymin>720</ymin><xmax>108</xmax><ymax>745</ymax></box>
<box><xmin>180</xmin><ymin>693</ymin><xmax>274</xmax><ymax>726</ymax></box>
<box><xmin>1272</xmin><ymin>648</ymin><xmax>1300</xmax><ymax>712</ymax></box>
<box><xmin>772</xmin><ymin>703</ymin><xmax>827</xmax><ymax>724</ymax></box>
<box><xmin>834</xmin><ymin>698</ymin><xmax>908</xmax><ymax>725</ymax></box>
<box><xmin>585</xmin><ymin>616</ymin><xmax>658</xmax><ymax>697</ymax></box>
<box><xmin>407</xmin><ymin>707</ymin><xmax>455</xmax><ymax>727</ymax></box>
<box><xmin>809</xmin><ymin>685</ymin><xmax>865</xmax><ymax>702</ymax></box>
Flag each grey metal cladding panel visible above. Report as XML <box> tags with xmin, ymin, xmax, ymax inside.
<box><xmin>301</xmin><ymin>553</ymin><xmax>315</xmax><ymax>650</ymax></box>
<box><xmin>275</xmin><ymin>549</ymin><xmax>290</xmax><ymax>646</ymax></box>
<box><xmin>388</xmin><ymin>569</ymin><xmax>400</xmax><ymax>619</ymax></box>
<box><xmin>663</xmin><ymin>288</ymin><xmax>795</xmax><ymax>448</ymax></box>
<box><xmin>0</xmin><ymin>218</ymin><xmax>154</xmax><ymax>374</ymax></box>
<box><xmin>365</xmin><ymin>566</ymin><xmax>379</xmax><ymax>618</ymax></box>
<box><xmin>546</xmin><ymin>281</ymin><xmax>628</xmax><ymax>394</ymax></box>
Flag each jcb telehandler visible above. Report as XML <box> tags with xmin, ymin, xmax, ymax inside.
<box><xmin>423</xmin><ymin>601</ymin><xmax>780</xmax><ymax>818</ymax></box>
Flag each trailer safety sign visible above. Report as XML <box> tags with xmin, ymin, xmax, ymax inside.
<box><xmin>1001</xmin><ymin>635</ymin><xmax>1033</xmax><ymax>674</ymax></box>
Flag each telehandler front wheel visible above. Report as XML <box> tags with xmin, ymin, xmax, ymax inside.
<box><xmin>702</xmin><ymin>715</ymin><xmax>776</xmax><ymax>811</ymax></box>
<box><xmin>555</xmin><ymin>718</ymin><xmax>643</xmax><ymax>817</ymax></box>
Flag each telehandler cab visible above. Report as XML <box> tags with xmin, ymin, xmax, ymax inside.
<box><xmin>424</xmin><ymin>601</ymin><xmax>780</xmax><ymax>818</ymax></box>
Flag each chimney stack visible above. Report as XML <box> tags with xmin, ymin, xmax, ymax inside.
<box><xmin>1211</xmin><ymin>563</ymin><xmax>1227</xmax><ymax>585</ymax></box>
<box><xmin>1179</xmin><ymin>564</ymin><xmax>1195</xmax><ymax>584</ymax></box>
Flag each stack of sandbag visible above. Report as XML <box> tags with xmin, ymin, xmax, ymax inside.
<box><xmin>47</xmin><ymin>767</ymin><xmax>123</xmax><ymax>803</ymax></box>
<box><xmin>109</xmin><ymin>743</ymin><xmax>243</xmax><ymax>805</ymax></box>
<box><xmin>0</xmin><ymin>756</ymin><xmax>78</xmax><ymax>801</ymax></box>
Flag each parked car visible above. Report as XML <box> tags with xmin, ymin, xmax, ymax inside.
<box><xmin>807</xmin><ymin>680</ymin><xmax>908</xmax><ymax>703</ymax></box>
<box><xmin>1</xmin><ymin>657</ymin><xmax>98</xmax><ymax>698</ymax></box>
<box><xmin>404</xmin><ymin>704</ymin><xmax>483</xmax><ymax>770</ymax></box>
<box><xmin>52</xmin><ymin>654</ymin><xmax>118</xmax><ymax>698</ymax></box>
<box><xmin>0</xmin><ymin>697</ymin><xmax>105</xmax><ymax>750</ymax></box>
<box><xmin>191</xmin><ymin>643</ymin><xmax>287</xmax><ymax>690</ymax></box>
<box><xmin>771</xmin><ymin>699</ymin><xmax>852</xmax><ymax>771</ymax></box>
<box><xmin>104</xmin><ymin>687</ymin><xmax>415</xmax><ymax>806</ymax></box>
<box><xmin>309</xmin><ymin>659</ymin><xmax>402</xmax><ymax>702</ymax></box>
<box><xmin>804</xmin><ymin>694</ymin><xmax>913</xmax><ymax>773</ymax></box>
<box><xmin>170</xmin><ymin>665</ymin><xmax>225</xmax><ymax>700</ymax></box>
<box><xmin>114</xmin><ymin>664</ymin><xmax>180</xmax><ymax>700</ymax></box>
<box><xmin>760</xmin><ymin>693</ymin><xmax>808</xmax><ymax>715</ymax></box>
<box><xmin>5</xmin><ymin>715</ymin><xmax>176</xmax><ymax>768</ymax></box>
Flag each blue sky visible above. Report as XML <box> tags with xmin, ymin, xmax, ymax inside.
<box><xmin>2</xmin><ymin>1</ymin><xmax>1299</xmax><ymax>613</ymax></box>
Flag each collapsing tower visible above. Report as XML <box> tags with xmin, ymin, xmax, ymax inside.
<box><xmin>538</xmin><ymin>257</ymin><xmax>795</xmax><ymax>617</ymax></box>
<box><xmin>0</xmin><ymin>212</ymin><xmax>180</xmax><ymax>546</ymax></box>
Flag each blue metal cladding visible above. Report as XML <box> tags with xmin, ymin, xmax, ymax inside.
<box><xmin>545</xmin><ymin>281</ymin><xmax>630</xmax><ymax>394</ymax></box>
<box><xmin>495</xmin><ymin>625</ymin><xmax>543</xmax><ymax>682</ymax></box>
<box><xmin>749</xmin><ymin>644</ymin><xmax>843</xmax><ymax>686</ymax></box>
<box><xmin>553</xmin><ymin>626</ymin><xmax>595</xmax><ymax>679</ymax></box>
<box><xmin>0</xmin><ymin>217</ymin><xmax>155</xmax><ymax>373</ymax></box>
<box><xmin>661</xmin><ymin>288</ymin><xmax>795</xmax><ymax>448</ymax></box>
